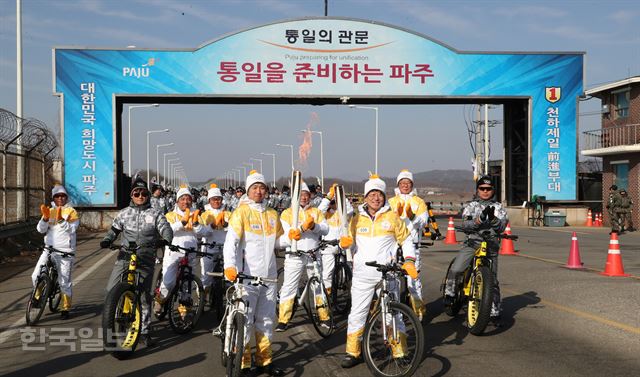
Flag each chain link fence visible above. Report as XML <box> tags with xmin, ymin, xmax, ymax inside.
<box><xmin>1</xmin><ymin>108</ymin><xmax>59</xmax><ymax>226</ymax></box>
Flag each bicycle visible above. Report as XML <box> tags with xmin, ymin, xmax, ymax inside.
<box><xmin>210</xmin><ymin>271</ymin><xmax>277</xmax><ymax>377</ymax></box>
<box><xmin>25</xmin><ymin>245</ymin><xmax>72</xmax><ymax>325</ymax></box>
<box><xmin>330</xmin><ymin>245</ymin><xmax>352</xmax><ymax>315</ymax></box>
<box><xmin>362</xmin><ymin>260</ymin><xmax>425</xmax><ymax>377</ymax></box>
<box><xmin>153</xmin><ymin>244</ymin><xmax>207</xmax><ymax>334</ymax></box>
<box><xmin>441</xmin><ymin>227</ymin><xmax>518</xmax><ymax>335</ymax></box>
<box><xmin>102</xmin><ymin>242</ymin><xmax>145</xmax><ymax>359</ymax></box>
<box><xmin>280</xmin><ymin>240</ymin><xmax>337</xmax><ymax>338</ymax></box>
<box><xmin>200</xmin><ymin>241</ymin><xmax>226</xmax><ymax>321</ymax></box>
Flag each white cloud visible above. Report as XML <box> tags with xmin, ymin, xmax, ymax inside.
<box><xmin>608</xmin><ymin>10</ymin><xmax>635</xmax><ymax>23</ymax></box>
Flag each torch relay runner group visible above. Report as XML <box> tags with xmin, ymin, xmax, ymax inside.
<box><xmin>29</xmin><ymin>166</ymin><xmax>504</xmax><ymax>376</ymax></box>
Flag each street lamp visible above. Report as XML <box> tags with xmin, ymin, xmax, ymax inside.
<box><xmin>276</xmin><ymin>143</ymin><xmax>294</xmax><ymax>171</ymax></box>
<box><xmin>243</xmin><ymin>162</ymin><xmax>254</xmax><ymax>171</ymax></box>
<box><xmin>349</xmin><ymin>105</ymin><xmax>379</xmax><ymax>174</ymax></box>
<box><xmin>147</xmin><ymin>128</ymin><xmax>169</xmax><ymax>184</ymax></box>
<box><xmin>237</xmin><ymin>166</ymin><xmax>247</xmax><ymax>181</ymax></box>
<box><xmin>233</xmin><ymin>169</ymin><xmax>242</xmax><ymax>187</ymax></box>
<box><xmin>127</xmin><ymin>104</ymin><xmax>159</xmax><ymax>176</ymax></box>
<box><xmin>250</xmin><ymin>158</ymin><xmax>263</xmax><ymax>173</ymax></box>
<box><xmin>156</xmin><ymin>143</ymin><xmax>174</xmax><ymax>184</ymax></box>
<box><xmin>163</xmin><ymin>152</ymin><xmax>178</xmax><ymax>186</ymax></box>
<box><xmin>167</xmin><ymin>158</ymin><xmax>180</xmax><ymax>188</ymax></box>
<box><xmin>301</xmin><ymin>129</ymin><xmax>324</xmax><ymax>190</ymax></box>
<box><xmin>261</xmin><ymin>153</ymin><xmax>277</xmax><ymax>188</ymax></box>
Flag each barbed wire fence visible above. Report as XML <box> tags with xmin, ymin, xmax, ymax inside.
<box><xmin>1</xmin><ymin>108</ymin><xmax>59</xmax><ymax>226</ymax></box>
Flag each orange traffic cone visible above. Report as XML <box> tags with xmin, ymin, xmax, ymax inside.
<box><xmin>595</xmin><ymin>213</ymin><xmax>601</xmax><ymax>227</ymax></box>
<box><xmin>586</xmin><ymin>209</ymin><xmax>593</xmax><ymax>227</ymax></box>
<box><xmin>600</xmin><ymin>232</ymin><xmax>629</xmax><ymax>277</ymax></box>
<box><xmin>499</xmin><ymin>223</ymin><xmax>517</xmax><ymax>255</ymax></box>
<box><xmin>443</xmin><ymin>217</ymin><xmax>458</xmax><ymax>245</ymax></box>
<box><xmin>564</xmin><ymin>232</ymin><xmax>584</xmax><ymax>269</ymax></box>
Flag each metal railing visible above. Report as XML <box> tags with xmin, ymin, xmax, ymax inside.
<box><xmin>582</xmin><ymin>123</ymin><xmax>640</xmax><ymax>150</ymax></box>
<box><xmin>1</xmin><ymin>108</ymin><xmax>59</xmax><ymax>226</ymax></box>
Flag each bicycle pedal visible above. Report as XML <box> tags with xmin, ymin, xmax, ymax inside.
<box><xmin>212</xmin><ymin>328</ymin><xmax>223</xmax><ymax>337</ymax></box>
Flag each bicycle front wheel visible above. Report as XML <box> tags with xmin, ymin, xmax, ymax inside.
<box><xmin>331</xmin><ymin>261</ymin><xmax>352</xmax><ymax>315</ymax></box>
<box><xmin>306</xmin><ymin>276</ymin><xmax>334</xmax><ymax>338</ymax></box>
<box><xmin>442</xmin><ymin>259</ymin><xmax>464</xmax><ymax>317</ymax></box>
<box><xmin>227</xmin><ymin>312</ymin><xmax>245</xmax><ymax>377</ymax></box>
<box><xmin>102</xmin><ymin>282</ymin><xmax>141</xmax><ymax>359</ymax></box>
<box><xmin>363</xmin><ymin>302</ymin><xmax>424</xmax><ymax>377</ymax></box>
<box><xmin>48</xmin><ymin>282</ymin><xmax>62</xmax><ymax>313</ymax></box>
<box><xmin>168</xmin><ymin>275</ymin><xmax>205</xmax><ymax>334</ymax></box>
<box><xmin>26</xmin><ymin>274</ymin><xmax>52</xmax><ymax>325</ymax></box>
<box><xmin>467</xmin><ymin>265</ymin><xmax>494</xmax><ymax>335</ymax></box>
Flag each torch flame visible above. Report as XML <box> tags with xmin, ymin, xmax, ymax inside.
<box><xmin>296</xmin><ymin>112</ymin><xmax>319</xmax><ymax>170</ymax></box>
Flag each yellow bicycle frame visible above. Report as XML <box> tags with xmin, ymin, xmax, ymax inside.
<box><xmin>123</xmin><ymin>253</ymin><xmax>137</xmax><ymax>314</ymax></box>
<box><xmin>463</xmin><ymin>241</ymin><xmax>487</xmax><ymax>296</ymax></box>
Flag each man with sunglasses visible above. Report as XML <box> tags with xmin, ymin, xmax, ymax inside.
<box><xmin>34</xmin><ymin>184</ymin><xmax>79</xmax><ymax>319</ymax></box>
<box><xmin>443</xmin><ymin>175</ymin><xmax>507</xmax><ymax>324</ymax></box>
<box><xmin>101</xmin><ymin>176</ymin><xmax>173</xmax><ymax>346</ymax></box>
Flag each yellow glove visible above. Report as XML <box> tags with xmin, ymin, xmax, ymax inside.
<box><xmin>326</xmin><ymin>184</ymin><xmax>338</xmax><ymax>200</ymax></box>
<box><xmin>288</xmin><ymin>228</ymin><xmax>302</xmax><ymax>241</ymax></box>
<box><xmin>181</xmin><ymin>208</ymin><xmax>191</xmax><ymax>224</ymax></box>
<box><xmin>224</xmin><ymin>267</ymin><xmax>238</xmax><ymax>282</ymax></box>
<box><xmin>405</xmin><ymin>204</ymin><xmax>415</xmax><ymax>220</ymax></box>
<box><xmin>396</xmin><ymin>201</ymin><xmax>404</xmax><ymax>217</ymax></box>
<box><xmin>339</xmin><ymin>236</ymin><xmax>353</xmax><ymax>249</ymax></box>
<box><xmin>402</xmin><ymin>261</ymin><xmax>418</xmax><ymax>279</ymax></box>
<box><xmin>40</xmin><ymin>205</ymin><xmax>50</xmax><ymax>221</ymax></box>
<box><xmin>215</xmin><ymin>212</ymin><xmax>225</xmax><ymax>229</ymax></box>
<box><xmin>301</xmin><ymin>215</ymin><xmax>315</xmax><ymax>231</ymax></box>
<box><xmin>55</xmin><ymin>207</ymin><xmax>64</xmax><ymax>222</ymax></box>
<box><xmin>191</xmin><ymin>209</ymin><xmax>201</xmax><ymax>224</ymax></box>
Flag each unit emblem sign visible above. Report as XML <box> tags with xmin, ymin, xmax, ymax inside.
<box><xmin>545</xmin><ymin>87</ymin><xmax>561</xmax><ymax>103</ymax></box>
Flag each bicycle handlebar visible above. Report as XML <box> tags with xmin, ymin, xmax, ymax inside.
<box><xmin>168</xmin><ymin>244</ymin><xmax>217</xmax><ymax>257</ymax></box>
<box><xmin>206</xmin><ymin>271</ymin><xmax>277</xmax><ymax>285</ymax></box>
<box><xmin>30</xmin><ymin>243</ymin><xmax>75</xmax><ymax>258</ymax></box>
<box><xmin>365</xmin><ymin>260</ymin><xmax>407</xmax><ymax>275</ymax></box>
<box><xmin>285</xmin><ymin>239</ymin><xmax>339</xmax><ymax>256</ymax></box>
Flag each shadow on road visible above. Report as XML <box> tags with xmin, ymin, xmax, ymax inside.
<box><xmin>119</xmin><ymin>352</ymin><xmax>207</xmax><ymax>376</ymax></box>
<box><xmin>4</xmin><ymin>350</ymin><xmax>103</xmax><ymax>376</ymax></box>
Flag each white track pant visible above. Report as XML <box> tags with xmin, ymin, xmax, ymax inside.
<box><xmin>241</xmin><ymin>282</ymin><xmax>277</xmax><ymax>368</ymax></box>
<box><xmin>159</xmin><ymin>249</ymin><xmax>197</xmax><ymax>298</ymax></box>
<box><xmin>321</xmin><ymin>245</ymin><xmax>338</xmax><ymax>289</ymax></box>
<box><xmin>31</xmin><ymin>250</ymin><xmax>74</xmax><ymax>297</ymax></box>
<box><xmin>278</xmin><ymin>253</ymin><xmax>317</xmax><ymax>323</ymax></box>
<box><xmin>407</xmin><ymin>248</ymin><xmax>425</xmax><ymax>316</ymax></box>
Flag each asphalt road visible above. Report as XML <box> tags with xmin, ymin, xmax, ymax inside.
<box><xmin>0</xmin><ymin>225</ymin><xmax>638</xmax><ymax>377</ymax></box>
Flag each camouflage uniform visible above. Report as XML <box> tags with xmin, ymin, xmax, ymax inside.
<box><xmin>618</xmin><ymin>191</ymin><xmax>633</xmax><ymax>232</ymax></box>
<box><xmin>150</xmin><ymin>195</ymin><xmax>168</xmax><ymax>214</ymax></box>
<box><xmin>445</xmin><ymin>198</ymin><xmax>508</xmax><ymax>317</ymax></box>
<box><xmin>607</xmin><ymin>190</ymin><xmax>622</xmax><ymax>232</ymax></box>
<box><xmin>102</xmin><ymin>201</ymin><xmax>173</xmax><ymax>335</ymax></box>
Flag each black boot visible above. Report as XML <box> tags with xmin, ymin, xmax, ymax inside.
<box><xmin>257</xmin><ymin>363</ymin><xmax>284</xmax><ymax>376</ymax></box>
<box><xmin>341</xmin><ymin>355</ymin><xmax>361</xmax><ymax>368</ymax></box>
<box><xmin>140</xmin><ymin>333</ymin><xmax>157</xmax><ymax>348</ymax></box>
<box><xmin>60</xmin><ymin>311</ymin><xmax>70</xmax><ymax>320</ymax></box>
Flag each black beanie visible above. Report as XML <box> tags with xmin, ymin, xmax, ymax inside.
<box><xmin>131</xmin><ymin>176</ymin><xmax>148</xmax><ymax>194</ymax></box>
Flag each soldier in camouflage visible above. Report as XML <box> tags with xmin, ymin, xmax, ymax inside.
<box><xmin>150</xmin><ymin>184</ymin><xmax>168</xmax><ymax>214</ymax></box>
<box><xmin>100</xmin><ymin>177</ymin><xmax>173</xmax><ymax>347</ymax></box>
<box><xmin>444</xmin><ymin>175</ymin><xmax>507</xmax><ymax>323</ymax></box>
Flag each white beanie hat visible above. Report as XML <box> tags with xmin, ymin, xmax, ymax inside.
<box><xmin>245</xmin><ymin>170</ymin><xmax>266</xmax><ymax>191</ymax></box>
<box><xmin>396</xmin><ymin>169</ymin><xmax>413</xmax><ymax>184</ymax></box>
<box><xmin>52</xmin><ymin>184</ymin><xmax>68</xmax><ymax>197</ymax></box>
<box><xmin>176</xmin><ymin>185</ymin><xmax>192</xmax><ymax>200</ymax></box>
<box><xmin>207</xmin><ymin>183</ymin><xmax>222</xmax><ymax>199</ymax></box>
<box><xmin>300</xmin><ymin>181</ymin><xmax>310</xmax><ymax>193</ymax></box>
<box><xmin>364</xmin><ymin>174</ymin><xmax>386</xmax><ymax>197</ymax></box>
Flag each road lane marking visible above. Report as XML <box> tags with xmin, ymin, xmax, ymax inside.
<box><xmin>524</xmin><ymin>227</ymin><xmax>591</xmax><ymax>235</ymax></box>
<box><xmin>422</xmin><ymin>262</ymin><xmax>640</xmax><ymax>336</ymax></box>
<box><xmin>0</xmin><ymin>250</ymin><xmax>114</xmax><ymax>345</ymax></box>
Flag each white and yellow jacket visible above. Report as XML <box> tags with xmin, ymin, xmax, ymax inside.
<box><xmin>388</xmin><ymin>189</ymin><xmax>428</xmax><ymax>244</ymax></box>
<box><xmin>36</xmin><ymin>204</ymin><xmax>79</xmax><ymax>253</ymax></box>
<box><xmin>317</xmin><ymin>197</ymin><xmax>354</xmax><ymax>241</ymax></box>
<box><xmin>223</xmin><ymin>199</ymin><xmax>284</xmax><ymax>279</ymax></box>
<box><xmin>200</xmin><ymin>204</ymin><xmax>232</xmax><ymax>253</ymax></box>
<box><xmin>349</xmin><ymin>204</ymin><xmax>416</xmax><ymax>280</ymax></box>
<box><xmin>280</xmin><ymin>205</ymin><xmax>329</xmax><ymax>251</ymax></box>
<box><xmin>165</xmin><ymin>206</ymin><xmax>205</xmax><ymax>252</ymax></box>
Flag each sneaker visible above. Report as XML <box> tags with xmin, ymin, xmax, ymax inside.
<box><xmin>60</xmin><ymin>311</ymin><xmax>70</xmax><ymax>320</ymax></box>
<box><xmin>341</xmin><ymin>355</ymin><xmax>361</xmax><ymax>369</ymax></box>
<box><xmin>319</xmin><ymin>320</ymin><xmax>331</xmax><ymax>329</ymax></box>
<box><xmin>274</xmin><ymin>322</ymin><xmax>287</xmax><ymax>332</ymax></box>
<box><xmin>154</xmin><ymin>301</ymin><xmax>163</xmax><ymax>316</ymax></box>
<box><xmin>256</xmin><ymin>364</ymin><xmax>284</xmax><ymax>376</ymax></box>
<box><xmin>140</xmin><ymin>333</ymin><xmax>157</xmax><ymax>348</ymax></box>
<box><xmin>443</xmin><ymin>294</ymin><xmax>455</xmax><ymax>306</ymax></box>
<box><xmin>490</xmin><ymin>315</ymin><xmax>502</xmax><ymax>328</ymax></box>
<box><xmin>239</xmin><ymin>368</ymin><xmax>252</xmax><ymax>377</ymax></box>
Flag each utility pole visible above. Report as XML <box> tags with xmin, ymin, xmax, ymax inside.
<box><xmin>484</xmin><ymin>104</ymin><xmax>490</xmax><ymax>175</ymax></box>
<box><xmin>475</xmin><ymin>105</ymin><xmax>483</xmax><ymax>181</ymax></box>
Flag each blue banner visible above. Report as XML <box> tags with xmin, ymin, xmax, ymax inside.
<box><xmin>54</xmin><ymin>18</ymin><xmax>583</xmax><ymax>206</ymax></box>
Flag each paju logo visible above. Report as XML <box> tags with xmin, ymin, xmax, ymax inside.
<box><xmin>123</xmin><ymin>58</ymin><xmax>155</xmax><ymax>78</ymax></box>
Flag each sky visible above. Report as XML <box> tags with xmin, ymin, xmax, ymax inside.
<box><xmin>1</xmin><ymin>0</ymin><xmax>639</xmax><ymax>182</ymax></box>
